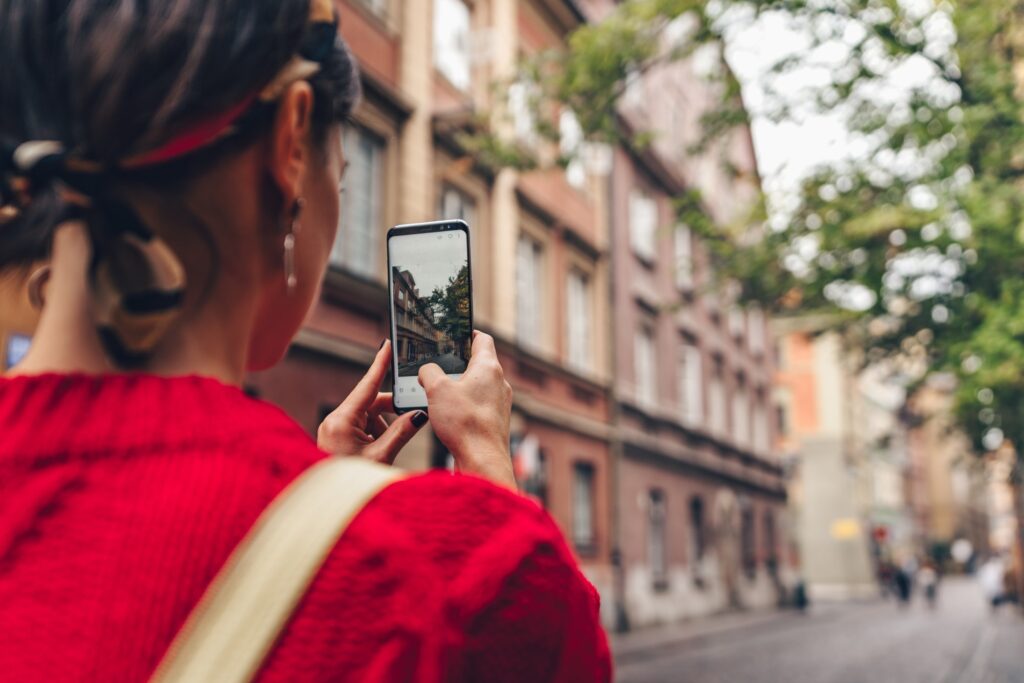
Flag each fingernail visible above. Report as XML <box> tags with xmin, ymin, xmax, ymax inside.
<box><xmin>411</xmin><ymin>411</ymin><xmax>428</xmax><ymax>427</ymax></box>
<box><xmin>378</xmin><ymin>339</ymin><xmax>387</xmax><ymax>350</ymax></box>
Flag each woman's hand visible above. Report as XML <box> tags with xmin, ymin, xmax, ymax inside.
<box><xmin>318</xmin><ymin>340</ymin><xmax>428</xmax><ymax>464</ymax></box>
<box><xmin>417</xmin><ymin>331</ymin><xmax>516</xmax><ymax>489</ymax></box>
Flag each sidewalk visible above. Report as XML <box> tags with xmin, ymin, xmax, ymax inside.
<box><xmin>611</xmin><ymin>607</ymin><xmax>805</xmax><ymax>665</ymax></box>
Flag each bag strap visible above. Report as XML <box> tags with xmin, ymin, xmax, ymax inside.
<box><xmin>150</xmin><ymin>457</ymin><xmax>404</xmax><ymax>683</ymax></box>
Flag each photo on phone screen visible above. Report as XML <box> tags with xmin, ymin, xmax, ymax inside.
<box><xmin>387</xmin><ymin>220</ymin><xmax>472</xmax><ymax>412</ymax></box>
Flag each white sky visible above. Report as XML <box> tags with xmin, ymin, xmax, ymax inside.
<box><xmin>389</xmin><ymin>230</ymin><xmax>468</xmax><ymax>297</ymax></box>
<box><xmin>724</xmin><ymin>7</ymin><xmax>956</xmax><ymax>211</ymax></box>
<box><xmin>726</xmin><ymin>11</ymin><xmax>855</xmax><ymax>205</ymax></box>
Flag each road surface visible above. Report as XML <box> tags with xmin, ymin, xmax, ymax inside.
<box><xmin>615</xmin><ymin>577</ymin><xmax>1023</xmax><ymax>683</ymax></box>
<box><xmin>398</xmin><ymin>351</ymin><xmax>466</xmax><ymax>376</ymax></box>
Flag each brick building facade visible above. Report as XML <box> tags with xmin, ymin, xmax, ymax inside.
<box><xmin>245</xmin><ymin>0</ymin><xmax>617</xmax><ymax>610</ymax></box>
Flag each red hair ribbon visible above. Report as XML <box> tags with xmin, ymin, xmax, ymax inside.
<box><xmin>119</xmin><ymin>91</ymin><xmax>260</xmax><ymax>170</ymax></box>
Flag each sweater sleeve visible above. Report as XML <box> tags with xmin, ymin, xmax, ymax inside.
<box><xmin>453</xmin><ymin>510</ymin><xmax>613</xmax><ymax>683</ymax></box>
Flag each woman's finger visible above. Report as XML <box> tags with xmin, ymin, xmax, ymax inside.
<box><xmin>368</xmin><ymin>414</ymin><xmax>389</xmax><ymax>440</ymax></box>
<box><xmin>343</xmin><ymin>340</ymin><xmax>393</xmax><ymax>412</ymax></box>
<box><xmin>365</xmin><ymin>411</ymin><xmax>429</xmax><ymax>465</ymax></box>
<box><xmin>367</xmin><ymin>392</ymin><xmax>394</xmax><ymax>416</ymax></box>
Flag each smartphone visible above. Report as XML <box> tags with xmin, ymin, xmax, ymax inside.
<box><xmin>387</xmin><ymin>219</ymin><xmax>473</xmax><ymax>413</ymax></box>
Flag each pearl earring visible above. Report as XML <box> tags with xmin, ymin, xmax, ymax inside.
<box><xmin>284</xmin><ymin>198</ymin><xmax>304</xmax><ymax>292</ymax></box>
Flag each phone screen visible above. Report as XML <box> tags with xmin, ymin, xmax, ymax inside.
<box><xmin>388</xmin><ymin>221</ymin><xmax>472</xmax><ymax>411</ymax></box>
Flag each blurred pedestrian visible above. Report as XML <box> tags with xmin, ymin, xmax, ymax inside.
<box><xmin>877</xmin><ymin>559</ymin><xmax>895</xmax><ymax>599</ymax></box>
<box><xmin>0</xmin><ymin>1</ymin><xmax>611</xmax><ymax>681</ymax></box>
<box><xmin>978</xmin><ymin>554</ymin><xmax>1007</xmax><ymax>612</ymax></box>
<box><xmin>917</xmin><ymin>561</ymin><xmax>939</xmax><ymax>610</ymax></box>
<box><xmin>893</xmin><ymin>566</ymin><xmax>913</xmax><ymax>607</ymax></box>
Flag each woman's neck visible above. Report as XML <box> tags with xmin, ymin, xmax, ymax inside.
<box><xmin>10</xmin><ymin>222</ymin><xmax>253</xmax><ymax>386</ymax></box>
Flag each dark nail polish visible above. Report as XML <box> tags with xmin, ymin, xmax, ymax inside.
<box><xmin>378</xmin><ymin>339</ymin><xmax>387</xmax><ymax>350</ymax></box>
<box><xmin>411</xmin><ymin>411</ymin><xmax>428</xmax><ymax>427</ymax></box>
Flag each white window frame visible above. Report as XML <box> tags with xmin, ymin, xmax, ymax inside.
<box><xmin>675</xmin><ymin>224</ymin><xmax>694</xmax><ymax>290</ymax></box>
<box><xmin>356</xmin><ymin>0</ymin><xmax>388</xmax><ymax>18</ymax></box>
<box><xmin>566</xmin><ymin>269</ymin><xmax>592</xmax><ymax>374</ymax></box>
<box><xmin>433</xmin><ymin>0</ymin><xmax>472</xmax><ymax>91</ymax></box>
<box><xmin>332</xmin><ymin>126</ymin><xmax>384</xmax><ymax>277</ymax></box>
<box><xmin>709</xmin><ymin>361</ymin><xmax>727</xmax><ymax>436</ymax></box>
<box><xmin>438</xmin><ymin>184</ymin><xmax>476</xmax><ymax>226</ymax></box>
<box><xmin>516</xmin><ymin>234</ymin><xmax>544</xmax><ymax>349</ymax></box>
<box><xmin>753</xmin><ymin>395</ymin><xmax>771</xmax><ymax>454</ymax></box>
<box><xmin>560</xmin><ymin>109</ymin><xmax>586</xmax><ymax>190</ymax></box>
<box><xmin>679</xmin><ymin>343</ymin><xmax>703</xmax><ymax>425</ymax></box>
<box><xmin>728</xmin><ymin>306</ymin><xmax>745</xmax><ymax>339</ymax></box>
<box><xmin>635</xmin><ymin>326</ymin><xmax>657</xmax><ymax>408</ymax></box>
<box><xmin>572</xmin><ymin>462</ymin><xmax>596</xmax><ymax>550</ymax></box>
<box><xmin>629</xmin><ymin>190</ymin><xmax>658</xmax><ymax>263</ymax></box>
<box><xmin>748</xmin><ymin>306</ymin><xmax>766</xmax><ymax>355</ymax></box>
<box><xmin>732</xmin><ymin>379</ymin><xmax>750</xmax><ymax>449</ymax></box>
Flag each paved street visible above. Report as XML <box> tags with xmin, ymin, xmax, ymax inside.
<box><xmin>615</xmin><ymin>578</ymin><xmax>1023</xmax><ymax>683</ymax></box>
<box><xmin>398</xmin><ymin>351</ymin><xmax>465</xmax><ymax>376</ymax></box>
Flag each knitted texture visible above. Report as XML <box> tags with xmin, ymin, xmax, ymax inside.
<box><xmin>0</xmin><ymin>374</ymin><xmax>611</xmax><ymax>682</ymax></box>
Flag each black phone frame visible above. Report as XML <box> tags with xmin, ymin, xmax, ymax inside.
<box><xmin>386</xmin><ymin>219</ymin><xmax>473</xmax><ymax>414</ymax></box>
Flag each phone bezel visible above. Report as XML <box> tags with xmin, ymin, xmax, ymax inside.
<box><xmin>386</xmin><ymin>219</ymin><xmax>474</xmax><ymax>414</ymax></box>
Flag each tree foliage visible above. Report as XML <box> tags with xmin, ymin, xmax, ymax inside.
<box><xmin>472</xmin><ymin>0</ymin><xmax>1024</xmax><ymax>463</ymax></box>
<box><xmin>428</xmin><ymin>264</ymin><xmax>472</xmax><ymax>352</ymax></box>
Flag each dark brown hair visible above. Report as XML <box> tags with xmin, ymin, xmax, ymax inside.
<box><xmin>0</xmin><ymin>0</ymin><xmax>360</xmax><ymax>269</ymax></box>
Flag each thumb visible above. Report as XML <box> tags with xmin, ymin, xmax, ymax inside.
<box><xmin>418</xmin><ymin>362</ymin><xmax>447</xmax><ymax>392</ymax></box>
<box><xmin>365</xmin><ymin>410</ymin><xmax>428</xmax><ymax>465</ymax></box>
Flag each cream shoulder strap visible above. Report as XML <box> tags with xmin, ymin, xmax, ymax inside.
<box><xmin>150</xmin><ymin>457</ymin><xmax>405</xmax><ymax>683</ymax></box>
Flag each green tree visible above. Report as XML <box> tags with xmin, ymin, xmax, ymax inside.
<box><xmin>428</xmin><ymin>264</ymin><xmax>472</xmax><ymax>356</ymax></box>
<box><xmin>466</xmin><ymin>0</ymin><xmax>1024</xmax><ymax>593</ymax></box>
<box><xmin>470</xmin><ymin>0</ymin><xmax>1023</xmax><ymax>463</ymax></box>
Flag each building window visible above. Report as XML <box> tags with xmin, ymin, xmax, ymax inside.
<box><xmin>355</xmin><ymin>0</ymin><xmax>388</xmax><ymax>18</ymax></box>
<box><xmin>516</xmin><ymin>235</ymin><xmax>544</xmax><ymax>349</ymax></box>
<box><xmin>753</xmin><ymin>390</ymin><xmax>771</xmax><ymax>454</ymax></box>
<box><xmin>572</xmin><ymin>462</ymin><xmax>596</xmax><ymax>551</ymax></box>
<box><xmin>775</xmin><ymin>403</ymin><xmax>789</xmax><ymax>438</ymax></box>
<box><xmin>433</xmin><ymin>0</ymin><xmax>471</xmax><ymax>90</ymax></box>
<box><xmin>709</xmin><ymin>358</ymin><xmax>727</xmax><ymax>436</ymax></box>
<box><xmin>566</xmin><ymin>269</ymin><xmax>592</xmax><ymax>373</ymax></box>
<box><xmin>674</xmin><ymin>224</ymin><xmax>694</xmax><ymax>290</ymax></box>
<box><xmin>629</xmin><ymin>189</ymin><xmax>658</xmax><ymax>263</ymax></box>
<box><xmin>678</xmin><ymin>342</ymin><xmax>703</xmax><ymax>426</ymax></box>
<box><xmin>513</xmin><ymin>434</ymin><xmax>548</xmax><ymax>508</ymax></box>
<box><xmin>560</xmin><ymin>109</ymin><xmax>586</xmax><ymax>189</ymax></box>
<box><xmin>748</xmin><ymin>306</ymin><xmax>765</xmax><ymax>355</ymax></box>
<box><xmin>775</xmin><ymin>388</ymin><xmax>792</xmax><ymax>440</ymax></box>
<box><xmin>438</xmin><ymin>184</ymin><xmax>476</xmax><ymax>226</ymax></box>
<box><xmin>763</xmin><ymin>511</ymin><xmax>778</xmax><ymax>575</ymax></box>
<box><xmin>634</xmin><ymin>326</ymin><xmax>657</xmax><ymax>408</ymax></box>
<box><xmin>508</xmin><ymin>78</ymin><xmax>538</xmax><ymax>147</ymax></box>
<box><xmin>728</xmin><ymin>306</ymin><xmax>745</xmax><ymax>340</ymax></box>
<box><xmin>689</xmin><ymin>496</ymin><xmax>706</xmax><ymax>560</ymax></box>
<box><xmin>732</xmin><ymin>375</ymin><xmax>750</xmax><ymax>449</ymax></box>
<box><xmin>333</xmin><ymin>126</ymin><xmax>384</xmax><ymax>278</ymax></box>
<box><xmin>741</xmin><ymin>505</ymin><xmax>756</xmax><ymax>578</ymax></box>
<box><xmin>648</xmin><ymin>490</ymin><xmax>668</xmax><ymax>589</ymax></box>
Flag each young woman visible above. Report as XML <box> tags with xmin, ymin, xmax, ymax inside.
<box><xmin>0</xmin><ymin>1</ymin><xmax>611</xmax><ymax>680</ymax></box>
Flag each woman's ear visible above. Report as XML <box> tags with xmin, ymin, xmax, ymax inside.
<box><xmin>267</xmin><ymin>81</ymin><xmax>315</xmax><ymax>208</ymax></box>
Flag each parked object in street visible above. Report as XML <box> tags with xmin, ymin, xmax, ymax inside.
<box><xmin>793</xmin><ymin>579</ymin><xmax>810</xmax><ymax>612</ymax></box>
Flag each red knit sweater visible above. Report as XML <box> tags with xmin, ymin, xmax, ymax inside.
<box><xmin>0</xmin><ymin>374</ymin><xmax>611</xmax><ymax>682</ymax></box>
